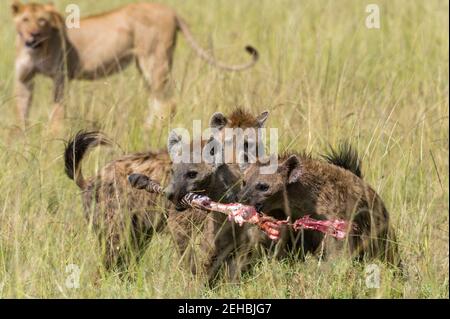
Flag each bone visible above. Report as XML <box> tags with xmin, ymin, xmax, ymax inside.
<box><xmin>127</xmin><ymin>173</ymin><xmax>352</xmax><ymax>241</ymax></box>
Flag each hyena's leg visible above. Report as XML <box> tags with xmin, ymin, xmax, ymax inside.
<box><xmin>167</xmin><ymin>213</ymin><xmax>195</xmax><ymax>263</ymax></box>
<box><xmin>103</xmin><ymin>207</ymin><xmax>167</xmax><ymax>272</ymax></box>
<box><xmin>224</xmin><ymin>244</ymin><xmax>256</xmax><ymax>283</ymax></box>
<box><xmin>94</xmin><ymin>210</ymin><xmax>126</xmax><ymax>271</ymax></box>
<box><xmin>100</xmin><ymin>214</ymin><xmax>151</xmax><ymax>272</ymax></box>
<box><xmin>91</xmin><ymin>189</ymin><xmax>142</xmax><ymax>271</ymax></box>
<box><xmin>383</xmin><ymin>227</ymin><xmax>402</xmax><ymax>269</ymax></box>
<box><xmin>167</xmin><ymin>210</ymin><xmax>207</xmax><ymax>272</ymax></box>
<box><xmin>129</xmin><ymin>208</ymin><xmax>168</xmax><ymax>264</ymax></box>
<box><xmin>199</xmin><ymin>214</ymin><xmax>242</xmax><ymax>286</ymax></box>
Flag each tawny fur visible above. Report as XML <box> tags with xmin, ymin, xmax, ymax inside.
<box><xmin>11</xmin><ymin>1</ymin><xmax>258</xmax><ymax>127</ymax></box>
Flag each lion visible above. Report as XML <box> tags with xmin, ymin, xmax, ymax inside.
<box><xmin>11</xmin><ymin>1</ymin><xmax>259</xmax><ymax>128</ymax></box>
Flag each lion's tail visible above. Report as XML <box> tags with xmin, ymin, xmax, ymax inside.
<box><xmin>176</xmin><ymin>15</ymin><xmax>259</xmax><ymax>71</ymax></box>
<box><xmin>64</xmin><ymin>131</ymin><xmax>111</xmax><ymax>189</ymax></box>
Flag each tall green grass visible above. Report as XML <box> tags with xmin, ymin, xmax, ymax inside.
<box><xmin>0</xmin><ymin>0</ymin><xmax>448</xmax><ymax>298</ymax></box>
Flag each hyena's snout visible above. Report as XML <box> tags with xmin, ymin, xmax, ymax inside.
<box><xmin>163</xmin><ymin>184</ymin><xmax>179</xmax><ymax>202</ymax></box>
<box><xmin>164</xmin><ymin>186</ymin><xmax>175</xmax><ymax>201</ymax></box>
<box><xmin>238</xmin><ymin>187</ymin><xmax>252</xmax><ymax>204</ymax></box>
<box><xmin>164</xmin><ymin>185</ymin><xmax>188</xmax><ymax>211</ymax></box>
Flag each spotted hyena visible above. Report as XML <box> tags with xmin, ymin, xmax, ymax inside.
<box><xmin>64</xmin><ymin>108</ymin><xmax>269</xmax><ymax>271</ymax></box>
<box><xmin>164</xmin><ymin>111</ymin><xmax>270</xmax><ymax>284</ymax></box>
<box><xmin>164</xmin><ymin>129</ymin><xmax>271</xmax><ymax>285</ymax></box>
<box><xmin>238</xmin><ymin>144</ymin><xmax>401</xmax><ymax>267</ymax></box>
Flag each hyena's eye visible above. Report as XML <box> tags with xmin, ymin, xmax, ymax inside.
<box><xmin>186</xmin><ymin>171</ymin><xmax>198</xmax><ymax>179</ymax></box>
<box><xmin>255</xmin><ymin>182</ymin><xmax>269</xmax><ymax>192</ymax></box>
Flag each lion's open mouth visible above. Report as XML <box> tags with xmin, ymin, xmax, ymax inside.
<box><xmin>25</xmin><ymin>40</ymin><xmax>42</xmax><ymax>49</ymax></box>
<box><xmin>25</xmin><ymin>37</ymin><xmax>48</xmax><ymax>49</ymax></box>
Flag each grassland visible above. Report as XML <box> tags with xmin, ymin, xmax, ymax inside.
<box><xmin>0</xmin><ymin>0</ymin><xmax>448</xmax><ymax>298</ymax></box>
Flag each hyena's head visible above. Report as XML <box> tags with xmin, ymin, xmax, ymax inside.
<box><xmin>164</xmin><ymin>129</ymin><xmax>241</xmax><ymax>211</ymax></box>
<box><xmin>238</xmin><ymin>154</ymin><xmax>302</xmax><ymax>214</ymax></box>
<box><xmin>11</xmin><ymin>1</ymin><xmax>64</xmax><ymax>50</ymax></box>
<box><xmin>209</xmin><ymin>109</ymin><xmax>269</xmax><ymax>165</ymax></box>
<box><xmin>164</xmin><ymin>109</ymin><xmax>270</xmax><ymax>211</ymax></box>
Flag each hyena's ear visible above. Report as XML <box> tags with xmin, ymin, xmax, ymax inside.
<box><xmin>256</xmin><ymin>111</ymin><xmax>269</xmax><ymax>127</ymax></box>
<box><xmin>209</xmin><ymin>112</ymin><xmax>228</xmax><ymax>130</ymax></box>
<box><xmin>11</xmin><ymin>1</ymin><xmax>23</xmax><ymax>16</ymax></box>
<box><xmin>203</xmin><ymin>136</ymin><xmax>224</xmax><ymax>167</ymax></box>
<box><xmin>167</xmin><ymin>129</ymin><xmax>183</xmax><ymax>159</ymax></box>
<box><xmin>280</xmin><ymin>155</ymin><xmax>301</xmax><ymax>184</ymax></box>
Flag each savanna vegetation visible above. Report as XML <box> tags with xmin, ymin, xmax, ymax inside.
<box><xmin>0</xmin><ymin>0</ymin><xmax>448</xmax><ymax>298</ymax></box>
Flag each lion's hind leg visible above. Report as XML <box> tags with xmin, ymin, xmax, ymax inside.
<box><xmin>136</xmin><ymin>44</ymin><xmax>176</xmax><ymax>128</ymax></box>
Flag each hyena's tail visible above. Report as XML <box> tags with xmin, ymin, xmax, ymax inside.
<box><xmin>64</xmin><ymin>131</ymin><xmax>112</xmax><ymax>189</ymax></box>
<box><xmin>323</xmin><ymin>141</ymin><xmax>363</xmax><ymax>179</ymax></box>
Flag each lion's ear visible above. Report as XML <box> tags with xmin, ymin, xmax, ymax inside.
<box><xmin>48</xmin><ymin>9</ymin><xmax>64</xmax><ymax>30</ymax></box>
<box><xmin>11</xmin><ymin>1</ymin><xmax>23</xmax><ymax>16</ymax></box>
<box><xmin>44</xmin><ymin>2</ymin><xmax>55</xmax><ymax>11</ymax></box>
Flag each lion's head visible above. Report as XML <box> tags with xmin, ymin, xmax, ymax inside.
<box><xmin>11</xmin><ymin>1</ymin><xmax>64</xmax><ymax>49</ymax></box>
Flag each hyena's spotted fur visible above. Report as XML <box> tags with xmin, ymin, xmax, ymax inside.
<box><xmin>165</xmin><ymin>110</ymin><xmax>269</xmax><ymax>283</ymax></box>
<box><xmin>165</xmin><ymin>136</ymin><xmax>266</xmax><ymax>285</ymax></box>
<box><xmin>165</xmin><ymin>141</ymin><xmax>401</xmax><ymax>285</ymax></box>
<box><xmin>64</xmin><ymin>108</ymin><xmax>268</xmax><ymax>271</ymax></box>
<box><xmin>238</xmin><ymin>144</ymin><xmax>402</xmax><ymax>267</ymax></box>
<box><xmin>65</xmin><ymin>134</ymin><xmax>172</xmax><ymax>270</ymax></box>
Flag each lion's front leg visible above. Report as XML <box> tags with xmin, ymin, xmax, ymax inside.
<box><xmin>14</xmin><ymin>57</ymin><xmax>35</xmax><ymax>129</ymax></box>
